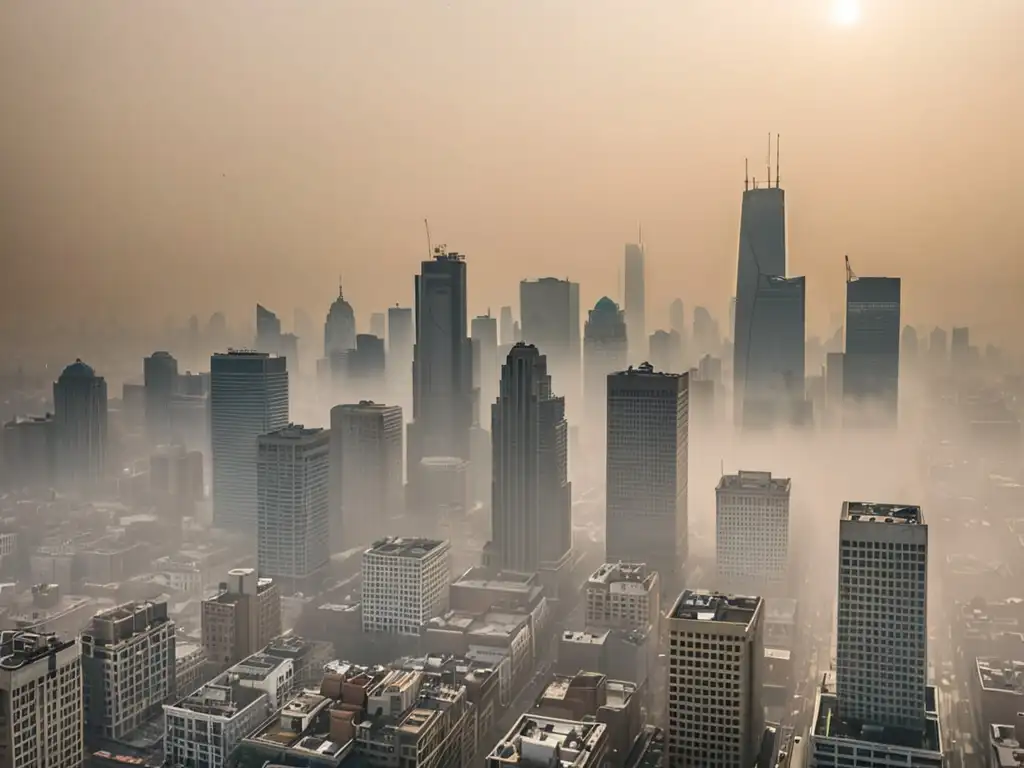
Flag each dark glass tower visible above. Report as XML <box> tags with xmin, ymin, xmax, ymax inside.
<box><xmin>843</xmin><ymin>276</ymin><xmax>901</xmax><ymax>427</ymax></box>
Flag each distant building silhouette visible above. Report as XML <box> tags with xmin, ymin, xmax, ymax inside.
<box><xmin>144</xmin><ymin>351</ymin><xmax>178</xmax><ymax>444</ymax></box>
<box><xmin>520</xmin><ymin>277</ymin><xmax>581</xmax><ymax>412</ymax></box>
<box><xmin>255</xmin><ymin>304</ymin><xmax>282</xmax><ymax>353</ymax></box>
<box><xmin>324</xmin><ymin>284</ymin><xmax>356</xmax><ymax>358</ymax></box>
<box><xmin>951</xmin><ymin>326</ymin><xmax>970</xmax><ymax>369</ymax></box>
<box><xmin>53</xmin><ymin>359</ymin><xmax>108</xmax><ymax>491</ymax></box>
<box><xmin>583</xmin><ymin>297</ymin><xmax>628</xmax><ymax>440</ymax></box>
<box><xmin>649</xmin><ymin>329</ymin><xmax>683</xmax><ymax>374</ymax></box>
<box><xmin>624</xmin><ymin>244</ymin><xmax>647</xmax><ymax>361</ymax></box>
<box><xmin>843</xmin><ymin>274</ymin><xmax>901</xmax><ymax>427</ymax></box>
<box><xmin>499</xmin><ymin>306</ymin><xmax>516</xmax><ymax>346</ymax></box>
<box><xmin>369</xmin><ymin>312</ymin><xmax>386</xmax><ymax>341</ymax></box>
<box><xmin>471</xmin><ymin>314</ymin><xmax>499</xmax><ymax>427</ymax></box>
<box><xmin>386</xmin><ymin>305</ymin><xmax>414</xmax><ymax>410</ymax></box>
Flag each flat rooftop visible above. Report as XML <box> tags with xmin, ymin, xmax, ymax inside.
<box><xmin>612</xmin><ymin>362</ymin><xmax>681</xmax><ymax>378</ymax></box>
<box><xmin>0</xmin><ymin>631</ymin><xmax>75</xmax><ymax>670</ymax></box>
<box><xmin>427</xmin><ymin>609</ymin><xmax>529</xmax><ymax>641</ymax></box>
<box><xmin>170</xmin><ymin>677</ymin><xmax>265</xmax><ymax>719</ymax></box>
<box><xmin>842</xmin><ymin>501</ymin><xmax>924</xmax><ymax>525</ymax></box>
<box><xmin>977</xmin><ymin>658</ymin><xmax>1024</xmax><ymax>694</ymax></box>
<box><xmin>560</xmin><ymin>630</ymin><xmax>609</xmax><ymax>646</ymax></box>
<box><xmin>367</xmin><ymin>537</ymin><xmax>446</xmax><ymax>558</ymax></box>
<box><xmin>670</xmin><ymin>590</ymin><xmax>762</xmax><ymax>626</ymax></box>
<box><xmin>717</xmin><ymin>470</ymin><xmax>791</xmax><ymax>494</ymax></box>
<box><xmin>229</xmin><ymin>652</ymin><xmax>289</xmax><ymax>683</ymax></box>
<box><xmin>765</xmin><ymin>597</ymin><xmax>798</xmax><ymax>625</ymax></box>
<box><xmin>261</xmin><ymin>424</ymin><xmax>325</xmax><ymax>441</ymax></box>
<box><xmin>247</xmin><ymin>690</ymin><xmax>352</xmax><ymax>762</ymax></box>
<box><xmin>488</xmin><ymin>714</ymin><xmax>608</xmax><ymax>766</ymax></box>
<box><xmin>454</xmin><ymin>566</ymin><xmax>537</xmax><ymax>592</ymax></box>
<box><xmin>587</xmin><ymin>562</ymin><xmax>656</xmax><ymax>591</ymax></box>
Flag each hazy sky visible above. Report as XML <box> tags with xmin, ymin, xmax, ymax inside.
<box><xmin>1</xmin><ymin>0</ymin><xmax>1021</xmax><ymax>343</ymax></box>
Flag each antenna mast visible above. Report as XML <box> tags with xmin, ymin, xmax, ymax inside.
<box><xmin>775</xmin><ymin>134</ymin><xmax>781</xmax><ymax>188</ymax></box>
<box><xmin>767</xmin><ymin>133</ymin><xmax>772</xmax><ymax>189</ymax></box>
<box><xmin>745</xmin><ymin>158</ymin><xmax>749</xmax><ymax>191</ymax></box>
<box><xmin>424</xmin><ymin>218</ymin><xmax>432</xmax><ymax>257</ymax></box>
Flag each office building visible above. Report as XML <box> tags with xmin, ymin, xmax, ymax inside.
<box><xmin>692</xmin><ymin>305</ymin><xmax>720</xmax><ymax>359</ymax></box>
<box><xmin>329</xmin><ymin>401</ymin><xmax>403</xmax><ymax>549</ymax></box>
<box><xmin>624</xmin><ymin>243</ymin><xmax>647</xmax><ymax>360</ymax></box>
<box><xmin>669</xmin><ymin>298</ymin><xmax>685</xmax><ymax>338</ymax></box>
<box><xmin>143</xmin><ymin>351</ymin><xmax>178</xmax><ymax>443</ymax></box>
<box><xmin>362</xmin><ymin>537</ymin><xmax>450</xmax><ymax>636</ymax></box>
<box><xmin>257</xmin><ymin>425</ymin><xmax>330</xmax><ymax>594</ymax></box>
<box><xmin>583</xmin><ymin>297</ymin><xmax>628</xmax><ymax>437</ymax></box>
<box><xmin>409</xmin><ymin>248</ymin><xmax>473</xmax><ymax>470</ymax></box>
<box><xmin>520</xmin><ymin>277</ymin><xmax>581</xmax><ymax>409</ymax></box>
<box><xmin>666</xmin><ymin>590</ymin><xmax>765</xmax><ymax>768</ymax></box>
<box><xmin>715</xmin><ymin>471</ymin><xmax>791</xmax><ymax>591</ymax></box>
<box><xmin>951</xmin><ymin>326</ymin><xmax>970</xmax><ymax>368</ymax></box>
<box><xmin>843</xmin><ymin>273</ymin><xmax>901</xmax><ymax>427</ymax></box>
<box><xmin>0</xmin><ymin>631</ymin><xmax>83</xmax><ymax>768</ymax></box>
<box><xmin>346</xmin><ymin>333</ymin><xmax>385</xmax><ymax>401</ymax></box>
<box><xmin>489</xmin><ymin>343</ymin><xmax>572</xmax><ymax>574</ymax></box>
<box><xmin>928</xmin><ymin>326</ymin><xmax>947</xmax><ymax>367</ymax></box>
<box><xmin>472</xmin><ymin>313</ymin><xmax>500</xmax><ymax>425</ymax></box>
<box><xmin>53</xmin><ymin>359</ymin><xmax>108</xmax><ymax>490</ymax></box>
<box><xmin>324</xmin><ymin>283</ymin><xmax>357</xmax><ymax>358</ymax></box>
<box><xmin>1</xmin><ymin>414</ymin><xmax>55</xmax><ymax>489</ymax></box>
<box><xmin>369</xmin><ymin>311</ymin><xmax>386</xmax><ymax>340</ymax></box>
<box><xmin>255</xmin><ymin>304</ymin><xmax>282</xmax><ymax>353</ymax></box>
<box><xmin>487</xmin><ymin>714</ymin><xmax>609</xmax><ymax>768</ymax></box>
<box><xmin>835</xmin><ymin>502</ymin><xmax>928</xmax><ymax>729</ymax></box>
<box><xmin>210</xmin><ymin>351</ymin><xmax>288</xmax><ymax>530</ymax></box>
<box><xmin>901</xmin><ymin>325</ymin><xmax>919</xmax><ymax>369</ymax></box>
<box><xmin>499</xmin><ymin>305</ymin><xmax>516</xmax><ymax>346</ymax></box>
<box><xmin>606</xmin><ymin>364</ymin><xmax>688</xmax><ymax>590</ymax></box>
<box><xmin>585</xmin><ymin>562</ymin><xmax>660</xmax><ymax>634</ymax></box>
<box><xmin>649</xmin><ymin>329</ymin><xmax>683</xmax><ymax>374</ymax></box>
<box><xmin>387</xmin><ymin>305</ymin><xmax>413</xmax><ymax>383</ymax></box>
<box><xmin>201</xmin><ymin>568</ymin><xmax>281</xmax><ymax>669</ymax></box>
<box><xmin>81</xmin><ymin>600</ymin><xmax>175</xmax><ymax>742</ymax></box>
<box><xmin>825</xmin><ymin>351</ymin><xmax>845</xmax><ymax>426</ymax></box>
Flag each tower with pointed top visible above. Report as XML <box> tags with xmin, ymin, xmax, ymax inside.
<box><xmin>324</xmin><ymin>282</ymin><xmax>357</xmax><ymax>358</ymax></box>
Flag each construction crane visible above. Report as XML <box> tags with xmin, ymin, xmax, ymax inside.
<box><xmin>845</xmin><ymin>254</ymin><xmax>858</xmax><ymax>284</ymax></box>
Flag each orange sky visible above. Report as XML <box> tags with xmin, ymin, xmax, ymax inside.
<box><xmin>1</xmin><ymin>0</ymin><xmax>1021</xmax><ymax>345</ymax></box>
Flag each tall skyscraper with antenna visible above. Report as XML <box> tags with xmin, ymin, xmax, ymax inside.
<box><xmin>624</xmin><ymin>242</ymin><xmax>647</xmax><ymax>362</ymax></box>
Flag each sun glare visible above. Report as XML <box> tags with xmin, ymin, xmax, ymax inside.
<box><xmin>831</xmin><ymin>0</ymin><xmax>861</xmax><ymax>27</ymax></box>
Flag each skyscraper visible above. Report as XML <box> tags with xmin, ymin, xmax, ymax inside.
<box><xmin>606</xmin><ymin>364</ymin><xmax>688</xmax><ymax>590</ymax></box>
<box><xmin>835</xmin><ymin>502</ymin><xmax>928</xmax><ymax>730</ymax></box>
<box><xmin>583</xmin><ymin>297</ymin><xmax>628</xmax><ymax>436</ymax></box>
<box><xmin>950</xmin><ymin>326</ymin><xmax>970</xmax><ymax>368</ymax></box>
<box><xmin>692</xmin><ymin>306</ymin><xmax>720</xmax><ymax>359</ymax></box>
<box><xmin>519</xmin><ymin>278</ymin><xmax>581</xmax><ymax>407</ymax></box>
<box><xmin>255</xmin><ymin>304</ymin><xmax>282</xmax><ymax>353</ymax></box>
<box><xmin>928</xmin><ymin>327</ymin><xmax>947</xmax><ymax>367</ymax></box>
<box><xmin>210</xmin><ymin>351</ymin><xmax>288</xmax><ymax>531</ymax></box>
<box><xmin>669</xmin><ymin>298</ymin><xmax>685</xmax><ymax>337</ymax></box>
<box><xmin>409</xmin><ymin>247</ymin><xmax>473</xmax><ymax>469</ymax></box>
<box><xmin>471</xmin><ymin>313</ymin><xmax>499</xmax><ymax>426</ymax></box>
<box><xmin>715</xmin><ymin>471</ymin><xmax>791</xmax><ymax>592</ymax></box>
<box><xmin>369</xmin><ymin>311</ymin><xmax>386</xmax><ymax>340</ymax></box>
<box><xmin>499</xmin><ymin>306</ymin><xmax>515</xmax><ymax>346</ymax></box>
<box><xmin>144</xmin><ymin>351</ymin><xmax>178</xmax><ymax>443</ymax></box>
<box><xmin>901</xmin><ymin>325</ymin><xmax>919</xmax><ymax>369</ymax></box>
<box><xmin>489</xmin><ymin>343</ymin><xmax>571</xmax><ymax>573</ymax></box>
<box><xmin>387</xmin><ymin>305</ymin><xmax>414</xmax><ymax>409</ymax></box>
<box><xmin>324</xmin><ymin>284</ymin><xmax>357</xmax><ymax>358</ymax></box>
<box><xmin>347</xmin><ymin>333</ymin><xmax>385</xmax><ymax>401</ymax></box>
<box><xmin>733</xmin><ymin>163</ymin><xmax>787</xmax><ymax>426</ymax></box>
<box><xmin>329</xmin><ymin>401</ymin><xmax>403</xmax><ymax>548</ymax></box>
<box><xmin>649</xmin><ymin>329</ymin><xmax>683</xmax><ymax>374</ymax></box>
<box><xmin>843</xmin><ymin>274</ymin><xmax>901</xmax><ymax>427</ymax></box>
<box><xmin>53</xmin><ymin>359</ymin><xmax>108</xmax><ymax>490</ymax></box>
<box><xmin>624</xmin><ymin>243</ymin><xmax>646</xmax><ymax>361</ymax></box>
<box><xmin>257</xmin><ymin>425</ymin><xmax>330</xmax><ymax>594</ymax></box>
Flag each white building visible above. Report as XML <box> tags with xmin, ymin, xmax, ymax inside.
<box><xmin>362</xmin><ymin>537</ymin><xmax>451</xmax><ymax>636</ymax></box>
<box><xmin>836</xmin><ymin>502</ymin><xmax>928</xmax><ymax>730</ymax></box>
<box><xmin>256</xmin><ymin>425</ymin><xmax>330</xmax><ymax>594</ymax></box>
<box><xmin>227</xmin><ymin>652</ymin><xmax>294</xmax><ymax>709</ymax></box>
<box><xmin>210</xmin><ymin>351</ymin><xmax>289</xmax><ymax>531</ymax></box>
<box><xmin>81</xmin><ymin>600</ymin><xmax>175</xmax><ymax>741</ymax></box>
<box><xmin>666</xmin><ymin>590</ymin><xmax>764</xmax><ymax>768</ymax></box>
<box><xmin>605</xmin><ymin>363</ymin><xmax>689</xmax><ymax>590</ymax></box>
<box><xmin>163</xmin><ymin>673</ymin><xmax>272</xmax><ymax>768</ymax></box>
<box><xmin>584</xmin><ymin>562</ymin><xmax>660</xmax><ymax>633</ymax></box>
<box><xmin>0</xmin><ymin>632</ymin><xmax>83</xmax><ymax>768</ymax></box>
<box><xmin>715</xmin><ymin>470</ymin><xmax>791</xmax><ymax>589</ymax></box>
<box><xmin>486</xmin><ymin>714</ymin><xmax>609</xmax><ymax>767</ymax></box>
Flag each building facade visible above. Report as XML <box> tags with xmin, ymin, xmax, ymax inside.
<box><xmin>471</xmin><ymin>313</ymin><xmax>500</xmax><ymax>427</ymax></box>
<box><xmin>143</xmin><ymin>351</ymin><xmax>179</xmax><ymax>444</ymax></box>
<box><xmin>583</xmin><ymin>297</ymin><xmax>628</xmax><ymax>447</ymax></box>
<box><xmin>519</xmin><ymin>278</ymin><xmax>581</xmax><ymax>412</ymax></box>
<box><xmin>715</xmin><ymin>470</ymin><xmax>791</xmax><ymax>591</ymax></box>
<box><xmin>53</xmin><ymin>359</ymin><xmax>108</xmax><ymax>490</ymax></box>
<box><xmin>362</xmin><ymin>537</ymin><xmax>451</xmax><ymax>636</ymax></box>
<box><xmin>843</xmin><ymin>276</ymin><xmax>901</xmax><ymax>427</ymax></box>
<box><xmin>584</xmin><ymin>562</ymin><xmax>660</xmax><ymax>634</ymax></box>
<box><xmin>201</xmin><ymin>568</ymin><xmax>282</xmax><ymax>669</ymax></box>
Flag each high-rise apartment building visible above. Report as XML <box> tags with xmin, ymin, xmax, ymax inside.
<box><xmin>362</xmin><ymin>537</ymin><xmax>450</xmax><ymax>636</ymax></box>
<box><xmin>666</xmin><ymin>590</ymin><xmax>765</xmax><ymax>768</ymax></box>
<box><xmin>519</xmin><ymin>278</ymin><xmax>581</xmax><ymax>409</ymax></box>
<box><xmin>624</xmin><ymin>243</ymin><xmax>647</xmax><ymax>361</ymax></box>
<box><xmin>210</xmin><ymin>351</ymin><xmax>288</xmax><ymax>530</ymax></box>
<box><xmin>583</xmin><ymin>297</ymin><xmax>628</xmax><ymax>437</ymax></box>
<box><xmin>53</xmin><ymin>359</ymin><xmax>108</xmax><ymax>490</ymax></box>
<box><xmin>843</xmin><ymin>274</ymin><xmax>901</xmax><ymax>427</ymax></box>
<box><xmin>584</xmin><ymin>562</ymin><xmax>660</xmax><ymax>634</ymax></box>
<box><xmin>329</xmin><ymin>401</ymin><xmax>403</xmax><ymax>549</ymax></box>
<box><xmin>143</xmin><ymin>351</ymin><xmax>178</xmax><ymax>443</ymax></box>
<box><xmin>489</xmin><ymin>343</ymin><xmax>571</xmax><ymax>573</ymax></box>
<box><xmin>201</xmin><ymin>568</ymin><xmax>282</xmax><ymax>669</ymax></box>
<box><xmin>81</xmin><ymin>600</ymin><xmax>175</xmax><ymax>742</ymax></box>
<box><xmin>409</xmin><ymin>248</ymin><xmax>473</xmax><ymax>470</ymax></box>
<box><xmin>471</xmin><ymin>313</ymin><xmax>499</xmax><ymax>426</ymax></box>
<box><xmin>257</xmin><ymin>425</ymin><xmax>330</xmax><ymax>594</ymax></box>
<box><xmin>324</xmin><ymin>284</ymin><xmax>357</xmax><ymax>358</ymax></box>
<box><xmin>0</xmin><ymin>631</ymin><xmax>83</xmax><ymax>768</ymax></box>
<box><xmin>605</xmin><ymin>364</ymin><xmax>688</xmax><ymax>590</ymax></box>
<box><xmin>835</xmin><ymin>502</ymin><xmax>928</xmax><ymax>730</ymax></box>
<box><xmin>715</xmin><ymin>471</ymin><xmax>791</xmax><ymax>591</ymax></box>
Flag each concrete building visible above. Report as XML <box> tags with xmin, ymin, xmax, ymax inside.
<box><xmin>329</xmin><ymin>401</ymin><xmax>403</xmax><ymax>549</ymax></box>
<box><xmin>0</xmin><ymin>631</ymin><xmax>83</xmax><ymax>768</ymax></box>
<box><xmin>53</xmin><ymin>359</ymin><xmax>108</xmax><ymax>490</ymax></box>
<box><xmin>835</xmin><ymin>502</ymin><xmax>928</xmax><ymax>730</ymax></box>
<box><xmin>362</xmin><ymin>537</ymin><xmax>451</xmax><ymax>636</ymax></box>
<box><xmin>605</xmin><ymin>364</ymin><xmax>689</xmax><ymax>591</ymax></box>
<box><xmin>81</xmin><ymin>600</ymin><xmax>175</xmax><ymax>742</ymax></box>
<box><xmin>715</xmin><ymin>470</ymin><xmax>792</xmax><ymax>591</ymax></box>
<box><xmin>143</xmin><ymin>351</ymin><xmax>178</xmax><ymax>444</ymax></box>
<box><xmin>666</xmin><ymin>590</ymin><xmax>765</xmax><ymax>768</ymax></box>
<box><xmin>200</xmin><ymin>568</ymin><xmax>282</xmax><ymax>669</ymax></box>
<box><xmin>971</xmin><ymin>658</ymin><xmax>1024</xmax><ymax>735</ymax></box>
<box><xmin>519</xmin><ymin>277</ymin><xmax>581</xmax><ymax>412</ymax></box>
<box><xmin>489</xmin><ymin>343</ymin><xmax>572</xmax><ymax>574</ymax></box>
<box><xmin>256</xmin><ymin>425</ymin><xmax>330</xmax><ymax>594</ymax></box>
<box><xmin>226</xmin><ymin>651</ymin><xmax>294</xmax><ymax>709</ymax></box>
<box><xmin>624</xmin><ymin>243</ymin><xmax>647</xmax><ymax>361</ymax></box>
<box><xmin>210</xmin><ymin>351</ymin><xmax>288</xmax><ymax>531</ymax></box>
<box><xmin>585</xmin><ymin>562</ymin><xmax>660</xmax><ymax>634</ymax></box>
<box><xmin>487</xmin><ymin>714</ymin><xmax>609</xmax><ymax>767</ymax></box>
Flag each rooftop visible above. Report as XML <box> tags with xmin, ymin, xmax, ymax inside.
<box><xmin>623</xmin><ymin>726</ymin><xmax>665</xmax><ymax>768</ymax></box>
<box><xmin>428</xmin><ymin>609</ymin><xmax>530</xmax><ymax>641</ymax></box>
<box><xmin>0</xmin><ymin>631</ymin><xmax>74</xmax><ymax>670</ymax></box>
<box><xmin>539</xmin><ymin>673</ymin><xmax>636</xmax><ymax>710</ymax></box>
<box><xmin>366</xmin><ymin>537</ymin><xmax>447</xmax><ymax>559</ymax></box>
<box><xmin>842</xmin><ymin>501</ymin><xmax>924</xmax><ymax>525</ymax></box>
<box><xmin>989</xmin><ymin>724</ymin><xmax>1024</xmax><ymax>768</ymax></box>
<box><xmin>717</xmin><ymin>470</ymin><xmax>791</xmax><ymax>494</ymax></box>
<box><xmin>454</xmin><ymin>567</ymin><xmax>539</xmax><ymax>594</ymax></box>
<box><xmin>977</xmin><ymin>658</ymin><xmax>1024</xmax><ymax>694</ymax></box>
<box><xmin>228</xmin><ymin>652</ymin><xmax>290</xmax><ymax>683</ymax></box>
<box><xmin>246</xmin><ymin>689</ymin><xmax>352</xmax><ymax>763</ymax></box>
<box><xmin>560</xmin><ymin>630</ymin><xmax>609</xmax><ymax>646</ymax></box>
<box><xmin>612</xmin><ymin>362</ymin><xmax>680</xmax><ymax>378</ymax></box>
<box><xmin>261</xmin><ymin>424</ymin><xmax>326</xmax><ymax>441</ymax></box>
<box><xmin>169</xmin><ymin>675</ymin><xmax>266</xmax><ymax>719</ymax></box>
<box><xmin>488</xmin><ymin>714</ymin><xmax>608</xmax><ymax>766</ymax></box>
<box><xmin>670</xmin><ymin>590</ymin><xmax>762</xmax><ymax>626</ymax></box>
<box><xmin>587</xmin><ymin>562</ymin><xmax>657</xmax><ymax>592</ymax></box>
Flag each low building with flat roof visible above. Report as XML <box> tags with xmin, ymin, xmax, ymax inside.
<box><xmin>971</xmin><ymin>658</ymin><xmax>1024</xmax><ymax>734</ymax></box>
<box><xmin>487</xmin><ymin>714</ymin><xmax>609</xmax><ymax>767</ymax></box>
<box><xmin>584</xmin><ymin>562</ymin><xmax>660</xmax><ymax>635</ymax></box>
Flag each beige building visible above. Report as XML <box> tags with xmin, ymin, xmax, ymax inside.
<box><xmin>585</xmin><ymin>562</ymin><xmax>660</xmax><ymax>635</ymax></box>
<box><xmin>201</xmin><ymin>568</ymin><xmax>281</xmax><ymax>669</ymax></box>
<box><xmin>666</xmin><ymin>590</ymin><xmax>764</xmax><ymax>768</ymax></box>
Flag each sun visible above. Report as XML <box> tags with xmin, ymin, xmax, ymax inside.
<box><xmin>831</xmin><ymin>0</ymin><xmax>861</xmax><ymax>26</ymax></box>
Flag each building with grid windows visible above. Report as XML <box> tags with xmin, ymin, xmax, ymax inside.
<box><xmin>0</xmin><ymin>631</ymin><xmax>83</xmax><ymax>768</ymax></box>
<box><xmin>585</xmin><ymin>562</ymin><xmax>660</xmax><ymax>634</ymax></box>
<box><xmin>666</xmin><ymin>590</ymin><xmax>764</xmax><ymax>768</ymax></box>
<box><xmin>362</xmin><ymin>537</ymin><xmax>451</xmax><ymax>636</ymax></box>
<box><xmin>715</xmin><ymin>471</ymin><xmax>791</xmax><ymax>592</ymax></box>
<box><xmin>605</xmin><ymin>364</ymin><xmax>689</xmax><ymax>592</ymax></box>
<box><xmin>201</xmin><ymin>568</ymin><xmax>281</xmax><ymax>670</ymax></box>
<box><xmin>256</xmin><ymin>425</ymin><xmax>330</xmax><ymax>594</ymax></box>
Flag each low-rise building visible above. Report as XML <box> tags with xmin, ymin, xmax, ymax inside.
<box><xmin>175</xmin><ymin>640</ymin><xmax>206</xmax><ymax>698</ymax></box>
<box><xmin>425</xmin><ymin>608</ymin><xmax>533</xmax><ymax>686</ymax></box>
<box><xmin>487</xmin><ymin>714</ymin><xmax>609</xmax><ymax>767</ymax></box>
<box><xmin>362</xmin><ymin>537</ymin><xmax>451</xmax><ymax>636</ymax></box>
<box><xmin>584</xmin><ymin>562</ymin><xmax>660</xmax><ymax>635</ymax></box>
<box><xmin>971</xmin><ymin>658</ymin><xmax>1024</xmax><ymax>733</ymax></box>
<box><xmin>228</xmin><ymin>652</ymin><xmax>294</xmax><ymax>709</ymax></box>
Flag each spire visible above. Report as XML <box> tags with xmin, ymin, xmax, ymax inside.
<box><xmin>338</xmin><ymin>274</ymin><xmax>344</xmax><ymax>300</ymax></box>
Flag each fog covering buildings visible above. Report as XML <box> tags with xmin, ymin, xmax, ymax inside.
<box><xmin>53</xmin><ymin>358</ymin><xmax>108</xmax><ymax>490</ymax></box>
<box><xmin>843</xmin><ymin>273</ymin><xmax>901</xmax><ymax>427</ymax></box>
<box><xmin>519</xmin><ymin>277</ymin><xmax>581</xmax><ymax>412</ymax></box>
